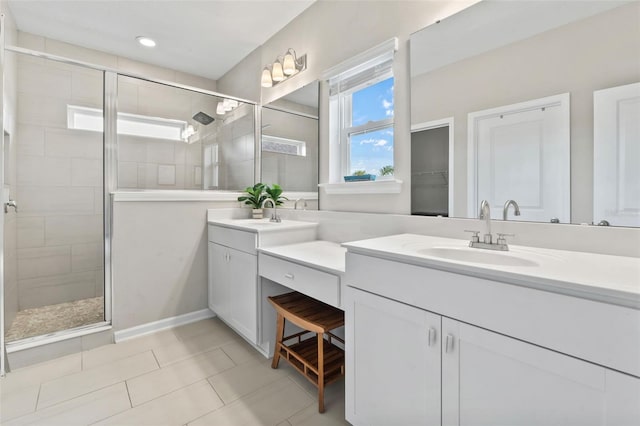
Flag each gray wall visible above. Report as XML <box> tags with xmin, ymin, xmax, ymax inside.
<box><xmin>411</xmin><ymin>3</ymin><xmax>640</xmax><ymax>222</ymax></box>
<box><xmin>111</xmin><ymin>201</ymin><xmax>236</xmax><ymax>331</ymax></box>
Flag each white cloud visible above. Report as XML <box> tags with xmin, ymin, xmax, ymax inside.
<box><xmin>359</xmin><ymin>138</ymin><xmax>388</xmax><ymax>147</ymax></box>
<box><xmin>382</xmin><ymin>99</ymin><xmax>393</xmax><ymax>109</ymax></box>
<box><xmin>385</xmin><ymin>109</ymin><xmax>394</xmax><ymax>117</ymax></box>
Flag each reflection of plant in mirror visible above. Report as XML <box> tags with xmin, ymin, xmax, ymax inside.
<box><xmin>238</xmin><ymin>183</ymin><xmax>267</xmax><ymax>208</ymax></box>
<box><xmin>380</xmin><ymin>165</ymin><xmax>394</xmax><ymax>176</ymax></box>
<box><xmin>353</xmin><ymin>170</ymin><xmax>367</xmax><ymax>176</ymax></box>
<box><xmin>266</xmin><ymin>184</ymin><xmax>288</xmax><ymax>206</ymax></box>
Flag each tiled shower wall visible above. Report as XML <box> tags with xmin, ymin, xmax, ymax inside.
<box><xmin>3</xmin><ymin>6</ymin><xmax>19</xmax><ymax>331</ymax></box>
<box><xmin>15</xmin><ymin>53</ymin><xmax>105</xmax><ymax>309</ymax></box>
<box><xmin>117</xmin><ymin>76</ymin><xmax>255</xmax><ymax>191</ymax></box>
<box><xmin>117</xmin><ymin>76</ymin><xmax>211</xmax><ymax>190</ymax></box>
<box><xmin>216</xmin><ymin>103</ymin><xmax>255</xmax><ymax>190</ymax></box>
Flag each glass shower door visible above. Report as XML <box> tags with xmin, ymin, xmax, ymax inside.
<box><xmin>2</xmin><ymin>52</ymin><xmax>106</xmax><ymax>345</ymax></box>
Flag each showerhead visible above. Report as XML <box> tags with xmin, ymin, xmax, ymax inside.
<box><xmin>192</xmin><ymin>111</ymin><xmax>215</xmax><ymax>125</ymax></box>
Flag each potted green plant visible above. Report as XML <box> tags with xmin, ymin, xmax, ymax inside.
<box><xmin>264</xmin><ymin>184</ymin><xmax>288</xmax><ymax>222</ymax></box>
<box><xmin>344</xmin><ymin>170</ymin><xmax>376</xmax><ymax>182</ymax></box>
<box><xmin>238</xmin><ymin>183</ymin><xmax>267</xmax><ymax>219</ymax></box>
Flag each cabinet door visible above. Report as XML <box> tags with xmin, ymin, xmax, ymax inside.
<box><xmin>442</xmin><ymin>318</ymin><xmax>619</xmax><ymax>426</ymax></box>
<box><xmin>227</xmin><ymin>247</ymin><xmax>258</xmax><ymax>344</ymax></box>
<box><xmin>208</xmin><ymin>242</ymin><xmax>229</xmax><ymax>319</ymax></box>
<box><xmin>345</xmin><ymin>287</ymin><xmax>441</xmax><ymax>426</ymax></box>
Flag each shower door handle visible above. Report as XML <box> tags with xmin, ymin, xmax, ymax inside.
<box><xmin>4</xmin><ymin>199</ymin><xmax>17</xmax><ymax>213</ymax></box>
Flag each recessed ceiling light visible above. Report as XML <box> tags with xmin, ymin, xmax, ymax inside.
<box><xmin>136</xmin><ymin>36</ymin><xmax>156</xmax><ymax>48</ymax></box>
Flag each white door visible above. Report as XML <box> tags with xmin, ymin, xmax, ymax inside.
<box><xmin>468</xmin><ymin>94</ymin><xmax>570</xmax><ymax>223</ymax></box>
<box><xmin>227</xmin><ymin>247</ymin><xmax>257</xmax><ymax>344</ymax></box>
<box><xmin>593</xmin><ymin>82</ymin><xmax>640</xmax><ymax>227</ymax></box>
<box><xmin>208</xmin><ymin>242</ymin><xmax>229</xmax><ymax>319</ymax></box>
<box><xmin>442</xmin><ymin>318</ymin><xmax>640</xmax><ymax>426</ymax></box>
<box><xmin>345</xmin><ymin>287</ymin><xmax>441</xmax><ymax>426</ymax></box>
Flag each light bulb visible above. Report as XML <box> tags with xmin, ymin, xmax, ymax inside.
<box><xmin>216</xmin><ymin>102</ymin><xmax>225</xmax><ymax>115</ymax></box>
<box><xmin>223</xmin><ymin>98</ymin><xmax>232</xmax><ymax>111</ymax></box>
<box><xmin>283</xmin><ymin>50</ymin><xmax>296</xmax><ymax>76</ymax></box>
<box><xmin>271</xmin><ymin>60</ymin><xmax>284</xmax><ymax>82</ymax></box>
<box><xmin>261</xmin><ymin>67</ymin><xmax>272</xmax><ymax>88</ymax></box>
<box><xmin>228</xmin><ymin>99</ymin><xmax>238</xmax><ymax>109</ymax></box>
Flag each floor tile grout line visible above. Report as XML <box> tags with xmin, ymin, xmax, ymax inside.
<box><xmin>127</xmin><ymin>361</ymin><xmax>235</xmax><ymax>409</ymax></box>
<box><xmin>36</xmin><ymin>352</ymin><xmax>159</xmax><ymax>410</ymax></box>
<box><xmin>124</xmin><ymin>380</ymin><xmax>133</xmax><ymax>408</ymax></box>
<box><xmin>150</xmin><ymin>348</ymin><xmax>161</xmax><ymax>369</ymax></box>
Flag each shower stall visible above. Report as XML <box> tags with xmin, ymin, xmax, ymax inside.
<box><xmin>0</xmin><ymin>26</ymin><xmax>256</xmax><ymax>374</ymax></box>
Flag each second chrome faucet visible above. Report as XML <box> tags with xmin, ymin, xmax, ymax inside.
<box><xmin>466</xmin><ymin>199</ymin><xmax>517</xmax><ymax>251</ymax></box>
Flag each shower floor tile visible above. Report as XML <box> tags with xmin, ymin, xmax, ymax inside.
<box><xmin>5</xmin><ymin>297</ymin><xmax>104</xmax><ymax>342</ymax></box>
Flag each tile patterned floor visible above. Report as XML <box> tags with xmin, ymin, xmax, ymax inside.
<box><xmin>5</xmin><ymin>297</ymin><xmax>105</xmax><ymax>342</ymax></box>
<box><xmin>0</xmin><ymin>318</ymin><xmax>348</xmax><ymax>426</ymax></box>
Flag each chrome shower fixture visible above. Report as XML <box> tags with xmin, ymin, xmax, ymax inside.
<box><xmin>192</xmin><ymin>111</ymin><xmax>215</xmax><ymax>125</ymax></box>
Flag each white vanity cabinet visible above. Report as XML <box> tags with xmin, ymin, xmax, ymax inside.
<box><xmin>441</xmin><ymin>318</ymin><xmax>640</xmax><ymax>426</ymax></box>
<box><xmin>344</xmin><ymin>248</ymin><xmax>640</xmax><ymax>426</ymax></box>
<box><xmin>208</xmin><ymin>225</ymin><xmax>258</xmax><ymax>344</ymax></box>
<box><xmin>345</xmin><ymin>287</ymin><xmax>441</xmax><ymax>426</ymax></box>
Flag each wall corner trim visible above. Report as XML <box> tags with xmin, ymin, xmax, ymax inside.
<box><xmin>113</xmin><ymin>309</ymin><xmax>215</xmax><ymax>343</ymax></box>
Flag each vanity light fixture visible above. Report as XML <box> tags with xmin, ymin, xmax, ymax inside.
<box><xmin>261</xmin><ymin>48</ymin><xmax>307</xmax><ymax>88</ymax></box>
<box><xmin>136</xmin><ymin>36</ymin><xmax>156</xmax><ymax>47</ymax></box>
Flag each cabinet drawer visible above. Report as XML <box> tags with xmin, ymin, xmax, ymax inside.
<box><xmin>259</xmin><ymin>253</ymin><xmax>340</xmax><ymax>307</ymax></box>
<box><xmin>208</xmin><ymin>225</ymin><xmax>257</xmax><ymax>254</ymax></box>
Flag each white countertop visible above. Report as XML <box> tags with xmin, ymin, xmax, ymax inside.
<box><xmin>343</xmin><ymin>234</ymin><xmax>640</xmax><ymax>308</ymax></box>
<box><xmin>258</xmin><ymin>240</ymin><xmax>346</xmax><ymax>276</ymax></box>
<box><xmin>208</xmin><ymin>218</ymin><xmax>318</xmax><ymax>234</ymax></box>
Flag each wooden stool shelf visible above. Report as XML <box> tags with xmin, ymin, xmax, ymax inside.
<box><xmin>268</xmin><ymin>291</ymin><xmax>345</xmax><ymax>413</ymax></box>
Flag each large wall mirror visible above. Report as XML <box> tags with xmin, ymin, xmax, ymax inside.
<box><xmin>410</xmin><ymin>1</ymin><xmax>640</xmax><ymax>227</ymax></box>
<box><xmin>261</xmin><ymin>81</ymin><xmax>319</xmax><ymax>197</ymax></box>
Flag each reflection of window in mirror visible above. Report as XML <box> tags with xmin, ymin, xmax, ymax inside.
<box><xmin>327</xmin><ymin>39</ymin><xmax>396</xmax><ymax>182</ymax></box>
<box><xmin>204</xmin><ymin>144</ymin><xmax>219</xmax><ymax>189</ymax></box>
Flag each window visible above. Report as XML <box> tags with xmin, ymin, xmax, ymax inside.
<box><xmin>67</xmin><ymin>105</ymin><xmax>189</xmax><ymax>142</ymax></box>
<box><xmin>327</xmin><ymin>39</ymin><xmax>396</xmax><ymax>182</ymax></box>
<box><xmin>262</xmin><ymin>135</ymin><xmax>307</xmax><ymax>156</ymax></box>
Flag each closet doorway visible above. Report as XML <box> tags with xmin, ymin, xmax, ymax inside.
<box><xmin>411</xmin><ymin>119</ymin><xmax>453</xmax><ymax>217</ymax></box>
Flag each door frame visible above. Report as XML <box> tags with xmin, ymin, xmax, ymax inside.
<box><xmin>467</xmin><ymin>93</ymin><xmax>570</xmax><ymax>219</ymax></box>
<box><xmin>1</xmin><ymin>13</ymin><xmax>7</xmax><ymax>376</ymax></box>
<box><xmin>411</xmin><ymin>117</ymin><xmax>455</xmax><ymax>216</ymax></box>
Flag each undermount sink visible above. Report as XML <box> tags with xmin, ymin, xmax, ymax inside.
<box><xmin>417</xmin><ymin>247</ymin><xmax>539</xmax><ymax>267</ymax></box>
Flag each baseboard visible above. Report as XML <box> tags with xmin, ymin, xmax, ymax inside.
<box><xmin>114</xmin><ymin>309</ymin><xmax>215</xmax><ymax>343</ymax></box>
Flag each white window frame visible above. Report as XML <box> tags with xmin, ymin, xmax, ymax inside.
<box><xmin>323</xmin><ymin>38</ymin><xmax>398</xmax><ymax>185</ymax></box>
<box><xmin>339</xmin><ymin>77</ymin><xmax>394</xmax><ymax>176</ymax></box>
<box><xmin>67</xmin><ymin>105</ymin><xmax>189</xmax><ymax>142</ymax></box>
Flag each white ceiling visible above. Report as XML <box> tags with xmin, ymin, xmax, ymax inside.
<box><xmin>7</xmin><ymin>0</ymin><xmax>315</xmax><ymax>80</ymax></box>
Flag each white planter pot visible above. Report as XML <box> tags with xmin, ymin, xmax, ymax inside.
<box><xmin>252</xmin><ymin>208</ymin><xmax>263</xmax><ymax>219</ymax></box>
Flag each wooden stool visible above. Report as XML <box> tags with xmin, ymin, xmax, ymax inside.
<box><xmin>268</xmin><ymin>291</ymin><xmax>345</xmax><ymax>413</ymax></box>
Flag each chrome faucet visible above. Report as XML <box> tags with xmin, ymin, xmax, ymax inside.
<box><xmin>261</xmin><ymin>198</ymin><xmax>281</xmax><ymax>223</ymax></box>
<box><xmin>503</xmin><ymin>200</ymin><xmax>521</xmax><ymax>221</ymax></box>
<box><xmin>294</xmin><ymin>198</ymin><xmax>307</xmax><ymax>210</ymax></box>
<box><xmin>479</xmin><ymin>200</ymin><xmax>492</xmax><ymax>243</ymax></box>
<box><xmin>465</xmin><ymin>200</ymin><xmax>515</xmax><ymax>251</ymax></box>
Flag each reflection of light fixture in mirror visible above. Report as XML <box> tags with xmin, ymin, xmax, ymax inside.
<box><xmin>260</xmin><ymin>48</ymin><xmax>307</xmax><ymax>88</ymax></box>
<box><xmin>216</xmin><ymin>98</ymin><xmax>240</xmax><ymax>116</ymax></box>
<box><xmin>181</xmin><ymin>124</ymin><xmax>196</xmax><ymax>141</ymax></box>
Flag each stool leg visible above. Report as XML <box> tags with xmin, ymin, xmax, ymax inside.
<box><xmin>317</xmin><ymin>332</ymin><xmax>325</xmax><ymax>413</ymax></box>
<box><xmin>271</xmin><ymin>313</ymin><xmax>285</xmax><ymax>369</ymax></box>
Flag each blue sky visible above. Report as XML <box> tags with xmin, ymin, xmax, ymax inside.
<box><xmin>349</xmin><ymin>77</ymin><xmax>394</xmax><ymax>175</ymax></box>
